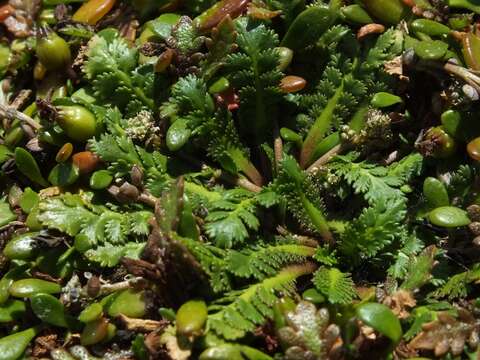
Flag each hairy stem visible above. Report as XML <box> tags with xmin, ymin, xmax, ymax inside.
<box><xmin>300</xmin><ymin>193</ymin><xmax>334</xmax><ymax>245</ymax></box>
<box><xmin>220</xmin><ymin>172</ymin><xmax>262</xmax><ymax>193</ymax></box>
<box><xmin>307</xmin><ymin>144</ymin><xmax>344</xmax><ymax>173</ymax></box>
<box><xmin>443</xmin><ymin>62</ymin><xmax>480</xmax><ymax>93</ymax></box>
<box><xmin>273</xmin><ymin>120</ymin><xmax>283</xmax><ymax>170</ymax></box>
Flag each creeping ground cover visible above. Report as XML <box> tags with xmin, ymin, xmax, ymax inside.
<box><xmin>5</xmin><ymin>0</ymin><xmax>480</xmax><ymax>358</ymax></box>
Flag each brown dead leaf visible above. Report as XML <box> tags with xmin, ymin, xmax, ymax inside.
<box><xmin>384</xmin><ymin>56</ymin><xmax>409</xmax><ymax>81</ymax></box>
<box><xmin>118</xmin><ymin>314</ymin><xmax>167</xmax><ymax>332</ymax></box>
<box><xmin>32</xmin><ymin>332</ymin><xmax>58</xmax><ymax>357</ymax></box>
<box><xmin>357</xmin><ymin>24</ymin><xmax>385</xmax><ymax>40</ymax></box>
<box><xmin>408</xmin><ymin>308</ymin><xmax>480</xmax><ymax>357</ymax></box>
<box><xmin>160</xmin><ymin>326</ymin><xmax>192</xmax><ymax>360</ymax></box>
<box><xmin>383</xmin><ymin>289</ymin><xmax>416</xmax><ymax>319</ymax></box>
<box><xmin>3</xmin><ymin>0</ymin><xmax>40</xmax><ymax>37</ymax></box>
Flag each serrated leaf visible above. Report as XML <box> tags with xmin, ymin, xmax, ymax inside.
<box><xmin>84</xmin><ymin>242</ymin><xmax>145</xmax><ymax>267</ymax></box>
<box><xmin>38</xmin><ymin>193</ymin><xmax>151</xmax><ymax>266</ymax></box>
<box><xmin>313</xmin><ymin>267</ymin><xmax>356</xmax><ymax>304</ymax></box>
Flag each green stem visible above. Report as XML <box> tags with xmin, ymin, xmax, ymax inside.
<box><xmin>300</xmin><ymin>81</ymin><xmax>344</xmax><ymax>168</ymax></box>
<box><xmin>300</xmin><ymin>193</ymin><xmax>334</xmax><ymax>244</ymax></box>
<box><xmin>234</xmin><ymin>153</ymin><xmax>264</xmax><ymax>186</ymax></box>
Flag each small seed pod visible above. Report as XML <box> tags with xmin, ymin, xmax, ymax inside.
<box><xmin>116</xmin><ymin>182</ymin><xmax>140</xmax><ymax>203</ymax></box>
<box><xmin>402</xmin><ymin>48</ymin><xmax>416</xmax><ymax>67</ymax></box>
<box><xmin>276</xmin><ymin>47</ymin><xmax>293</xmax><ymax>71</ymax></box>
<box><xmin>72</xmin><ymin>0</ymin><xmax>116</xmax><ymax>25</ymax></box>
<box><xmin>467</xmin><ymin>137</ymin><xmax>480</xmax><ymax>161</ymax></box>
<box><xmin>462</xmin><ymin>84</ymin><xmax>479</xmax><ymax>101</ymax></box>
<box><xmin>130</xmin><ymin>165</ymin><xmax>144</xmax><ymax>187</ymax></box>
<box><xmin>469</xmin><ymin>329</ymin><xmax>480</xmax><ymax>348</ymax></box>
<box><xmin>86</xmin><ymin>275</ymin><xmax>101</xmax><ymax>298</ymax></box>
<box><xmin>473</xmin><ymin>235</ymin><xmax>480</xmax><ymax>247</ymax></box>
<box><xmin>357</xmin><ymin>23</ymin><xmax>385</xmax><ymax>40</ymax></box>
<box><xmin>468</xmin><ymin>204</ymin><xmax>480</xmax><ymax>221</ymax></box>
<box><xmin>36</xmin><ymin>26</ymin><xmax>71</xmax><ymax>71</ymax></box>
<box><xmin>72</xmin><ymin>151</ymin><xmax>100</xmax><ymax>174</ymax></box>
<box><xmin>33</xmin><ymin>61</ymin><xmax>47</xmax><ymax>81</ymax></box>
<box><xmin>55</xmin><ymin>143</ymin><xmax>73</xmax><ymax>163</ymax></box>
<box><xmin>155</xmin><ymin>48</ymin><xmax>174</xmax><ymax>73</ymax></box>
<box><xmin>469</xmin><ymin>222</ymin><xmax>480</xmax><ymax>236</ymax></box>
<box><xmin>420</xmin><ymin>127</ymin><xmax>457</xmax><ymax>159</ymax></box>
<box><xmin>280</xmin><ymin>75</ymin><xmax>306</xmax><ymax>93</ymax></box>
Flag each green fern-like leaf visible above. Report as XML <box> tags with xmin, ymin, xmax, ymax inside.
<box><xmin>204</xmin><ymin>188</ymin><xmax>259</xmax><ymax>248</ymax></box>
<box><xmin>89</xmin><ymin>133</ymin><xmax>168</xmax><ymax>184</ymax></box>
<box><xmin>161</xmin><ymin>75</ymin><xmax>260</xmax><ymax>183</ymax></box>
<box><xmin>339</xmin><ymin>199</ymin><xmax>406</xmax><ymax>260</ymax></box>
<box><xmin>226</xmin><ymin>243</ymin><xmax>316</xmax><ymax>280</ymax></box>
<box><xmin>296</xmin><ymin>28</ymin><xmax>403</xmax><ymax>166</ymax></box>
<box><xmin>225</xmin><ymin>19</ymin><xmax>283</xmax><ymax>140</ymax></box>
<box><xmin>313</xmin><ymin>266</ymin><xmax>356</xmax><ymax>304</ymax></box>
<box><xmin>447</xmin><ymin>164</ymin><xmax>474</xmax><ymax>200</ymax></box>
<box><xmin>331</xmin><ymin>153</ymin><xmax>423</xmax><ymax>205</ymax></box>
<box><xmin>174</xmin><ymin>234</ymin><xmax>232</xmax><ymax>293</ymax></box>
<box><xmin>83</xmin><ymin>32</ymin><xmax>137</xmax><ymax>77</ymax></box>
<box><xmin>37</xmin><ymin>193</ymin><xmax>152</xmax><ymax>266</ymax></box>
<box><xmin>84</xmin><ymin>242</ymin><xmax>145</xmax><ymax>267</ymax></box>
<box><xmin>361</xmin><ymin>29</ymin><xmax>403</xmax><ymax>72</ymax></box>
<box><xmin>400</xmin><ymin>245</ymin><xmax>437</xmax><ymax>292</ymax></box>
<box><xmin>431</xmin><ymin>264</ymin><xmax>480</xmax><ymax>300</ymax></box>
<box><xmin>208</xmin><ymin>263</ymin><xmax>316</xmax><ymax>340</ymax></box>
<box><xmin>387</xmin><ymin>234</ymin><xmax>424</xmax><ymax>280</ymax></box>
<box><xmin>83</xmin><ymin>30</ymin><xmax>155</xmax><ymax>113</ymax></box>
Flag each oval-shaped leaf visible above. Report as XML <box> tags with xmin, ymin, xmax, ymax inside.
<box><xmin>356</xmin><ymin>302</ymin><xmax>402</xmax><ymax>344</ymax></box>
<box><xmin>31</xmin><ymin>293</ymin><xmax>68</xmax><ymax>327</ymax></box>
